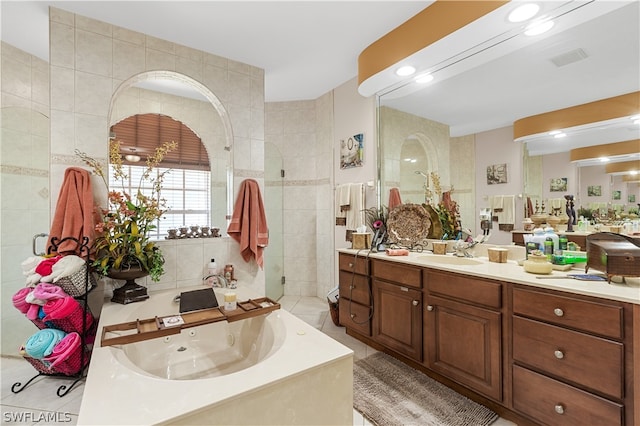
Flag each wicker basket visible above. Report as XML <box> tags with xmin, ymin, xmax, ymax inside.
<box><xmin>44</xmin><ymin>301</ymin><xmax>94</xmax><ymax>335</ymax></box>
<box><xmin>21</xmin><ymin>345</ymin><xmax>90</xmax><ymax>376</ymax></box>
<box><xmin>54</xmin><ymin>265</ymin><xmax>97</xmax><ymax>297</ymax></box>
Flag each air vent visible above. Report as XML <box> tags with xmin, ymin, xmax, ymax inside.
<box><xmin>550</xmin><ymin>48</ymin><xmax>589</xmax><ymax>67</ymax></box>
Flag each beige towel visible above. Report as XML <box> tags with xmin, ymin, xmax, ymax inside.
<box><xmin>549</xmin><ymin>198</ymin><xmax>563</xmax><ymax>210</ymax></box>
<box><xmin>346</xmin><ymin>183</ymin><xmax>364</xmax><ymax>230</ymax></box>
<box><xmin>497</xmin><ymin>195</ymin><xmax>515</xmax><ymax>225</ymax></box>
<box><xmin>335</xmin><ymin>184</ymin><xmax>351</xmax><ymax>219</ymax></box>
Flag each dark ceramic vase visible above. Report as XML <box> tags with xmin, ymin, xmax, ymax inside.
<box><xmin>107</xmin><ymin>267</ymin><xmax>150</xmax><ymax>304</ymax></box>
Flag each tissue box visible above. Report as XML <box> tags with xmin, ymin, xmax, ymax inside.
<box><xmin>488</xmin><ymin>247</ymin><xmax>508</xmax><ymax>263</ymax></box>
<box><xmin>352</xmin><ymin>233</ymin><xmax>371</xmax><ymax>249</ymax></box>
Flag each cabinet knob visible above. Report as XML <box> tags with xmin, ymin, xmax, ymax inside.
<box><xmin>554</xmin><ymin>350</ymin><xmax>564</xmax><ymax>359</ymax></box>
<box><xmin>426</xmin><ymin>305</ymin><xmax>434</xmax><ymax>311</ymax></box>
<box><xmin>554</xmin><ymin>404</ymin><xmax>565</xmax><ymax>415</ymax></box>
<box><xmin>348</xmin><ymin>262</ymin><xmax>354</xmax><ymax>268</ymax></box>
<box><xmin>554</xmin><ymin>308</ymin><xmax>564</xmax><ymax>317</ymax></box>
<box><xmin>350</xmin><ymin>314</ymin><xmax>356</xmax><ymax>319</ymax></box>
<box><xmin>412</xmin><ymin>300</ymin><xmax>419</xmax><ymax>306</ymax></box>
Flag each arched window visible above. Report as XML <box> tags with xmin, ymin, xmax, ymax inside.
<box><xmin>110</xmin><ymin>113</ymin><xmax>211</xmax><ymax>239</ymax></box>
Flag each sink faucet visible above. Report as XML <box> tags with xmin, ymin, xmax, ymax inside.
<box><xmin>202</xmin><ymin>274</ymin><xmax>229</xmax><ymax>288</ymax></box>
<box><xmin>453</xmin><ymin>235</ymin><xmax>489</xmax><ymax>258</ymax></box>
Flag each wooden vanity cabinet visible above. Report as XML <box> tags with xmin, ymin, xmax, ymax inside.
<box><xmin>424</xmin><ymin>270</ymin><xmax>503</xmax><ymax>401</ymax></box>
<box><xmin>511</xmin><ymin>285</ymin><xmax>630</xmax><ymax>425</ymax></box>
<box><xmin>338</xmin><ymin>253</ymin><xmax>372</xmax><ymax>336</ymax></box>
<box><xmin>371</xmin><ymin>259</ymin><xmax>423</xmax><ymax>361</ymax></box>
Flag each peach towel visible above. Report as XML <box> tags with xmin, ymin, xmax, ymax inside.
<box><xmin>385</xmin><ymin>248</ymin><xmax>410</xmax><ymax>256</ymax></box>
<box><xmin>227</xmin><ymin>179</ymin><xmax>269</xmax><ymax>269</ymax></box>
<box><xmin>47</xmin><ymin>167</ymin><xmax>96</xmax><ymax>256</ymax></box>
<box><xmin>388</xmin><ymin>188</ymin><xmax>402</xmax><ymax>211</ymax></box>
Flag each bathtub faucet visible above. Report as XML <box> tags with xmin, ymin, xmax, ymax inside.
<box><xmin>202</xmin><ymin>274</ymin><xmax>229</xmax><ymax>288</ymax></box>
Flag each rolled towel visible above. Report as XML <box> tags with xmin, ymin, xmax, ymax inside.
<box><xmin>21</xmin><ymin>256</ymin><xmax>44</xmax><ymax>276</ymax></box>
<box><xmin>386</xmin><ymin>248</ymin><xmax>410</xmax><ymax>256</ymax></box>
<box><xmin>24</xmin><ymin>328</ymin><xmax>67</xmax><ymax>359</ymax></box>
<box><xmin>26</xmin><ymin>290</ymin><xmax>47</xmax><ymax>306</ymax></box>
<box><xmin>35</xmin><ymin>256</ymin><xmax>61</xmax><ymax>278</ymax></box>
<box><xmin>41</xmin><ymin>255</ymin><xmax>84</xmax><ymax>283</ymax></box>
<box><xmin>25</xmin><ymin>273</ymin><xmax>42</xmax><ymax>286</ymax></box>
<box><xmin>44</xmin><ymin>332</ymin><xmax>81</xmax><ymax>369</ymax></box>
<box><xmin>33</xmin><ymin>282</ymin><xmax>67</xmax><ymax>301</ymax></box>
<box><xmin>12</xmin><ymin>287</ymin><xmax>32</xmax><ymax>314</ymax></box>
<box><xmin>43</xmin><ymin>296</ymin><xmax>80</xmax><ymax>320</ymax></box>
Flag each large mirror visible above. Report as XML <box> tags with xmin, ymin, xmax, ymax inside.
<box><xmin>109</xmin><ymin>73</ymin><xmax>233</xmax><ymax>238</ymax></box>
<box><xmin>378</xmin><ymin>1</ymin><xmax>639</xmax><ymax>237</ymax></box>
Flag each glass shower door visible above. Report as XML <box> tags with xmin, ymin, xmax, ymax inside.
<box><xmin>264</xmin><ymin>142</ymin><xmax>284</xmax><ymax>300</ymax></box>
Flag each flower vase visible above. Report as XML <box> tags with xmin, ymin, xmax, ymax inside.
<box><xmin>107</xmin><ymin>267</ymin><xmax>150</xmax><ymax>304</ymax></box>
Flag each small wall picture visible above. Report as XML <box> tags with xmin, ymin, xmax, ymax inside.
<box><xmin>587</xmin><ymin>185</ymin><xmax>602</xmax><ymax>196</ymax></box>
<box><xmin>486</xmin><ymin>163</ymin><xmax>507</xmax><ymax>185</ymax></box>
<box><xmin>612</xmin><ymin>190</ymin><xmax>621</xmax><ymax>200</ymax></box>
<box><xmin>340</xmin><ymin>133</ymin><xmax>364</xmax><ymax>169</ymax></box>
<box><xmin>550</xmin><ymin>177</ymin><xmax>567</xmax><ymax>192</ymax></box>
<box><xmin>630</xmin><ymin>194</ymin><xmax>636</xmax><ymax>203</ymax></box>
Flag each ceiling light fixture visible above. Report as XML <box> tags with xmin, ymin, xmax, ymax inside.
<box><xmin>395</xmin><ymin>65</ymin><xmax>416</xmax><ymax>77</ymax></box>
<box><xmin>415</xmin><ymin>73</ymin><xmax>434</xmax><ymax>84</ymax></box>
<box><xmin>548</xmin><ymin>130</ymin><xmax>562</xmax><ymax>135</ymax></box>
<box><xmin>599</xmin><ymin>157</ymin><xmax>610</xmax><ymax>162</ymax></box>
<box><xmin>553</xmin><ymin>132</ymin><xmax>566</xmax><ymax>138</ymax></box>
<box><xmin>508</xmin><ymin>3</ymin><xmax>540</xmax><ymax>23</ymax></box>
<box><xmin>524</xmin><ymin>19</ymin><xmax>554</xmax><ymax>36</ymax></box>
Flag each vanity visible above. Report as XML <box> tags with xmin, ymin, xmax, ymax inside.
<box><xmin>338</xmin><ymin>249</ymin><xmax>640</xmax><ymax>426</ymax></box>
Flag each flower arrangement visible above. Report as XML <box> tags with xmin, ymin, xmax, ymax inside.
<box><xmin>76</xmin><ymin>140</ymin><xmax>177</xmax><ymax>282</ymax></box>
<box><xmin>364</xmin><ymin>205</ymin><xmax>389</xmax><ymax>237</ymax></box>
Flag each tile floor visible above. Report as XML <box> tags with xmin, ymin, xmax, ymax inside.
<box><xmin>1</xmin><ymin>295</ymin><xmax>515</xmax><ymax>425</ymax></box>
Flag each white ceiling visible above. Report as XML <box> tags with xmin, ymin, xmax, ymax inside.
<box><xmin>0</xmin><ymin>0</ymin><xmax>430</xmax><ymax>101</ymax></box>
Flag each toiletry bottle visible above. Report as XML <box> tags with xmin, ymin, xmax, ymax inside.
<box><xmin>544</xmin><ymin>237</ymin><xmax>554</xmax><ymax>261</ymax></box>
<box><xmin>224</xmin><ymin>291</ymin><xmax>237</xmax><ymax>311</ymax></box>
<box><xmin>530</xmin><ymin>227</ymin><xmax>546</xmax><ymax>251</ymax></box>
<box><xmin>207</xmin><ymin>258</ymin><xmax>218</xmax><ymax>287</ymax></box>
<box><xmin>544</xmin><ymin>227</ymin><xmax>559</xmax><ymax>252</ymax></box>
<box><xmin>559</xmin><ymin>235</ymin><xmax>568</xmax><ymax>252</ymax></box>
<box><xmin>224</xmin><ymin>264</ymin><xmax>234</xmax><ymax>281</ymax></box>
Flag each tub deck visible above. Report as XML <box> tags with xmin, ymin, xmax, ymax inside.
<box><xmin>78</xmin><ymin>285</ymin><xmax>354</xmax><ymax>425</ymax></box>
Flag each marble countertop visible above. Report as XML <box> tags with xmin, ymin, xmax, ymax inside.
<box><xmin>338</xmin><ymin>248</ymin><xmax>640</xmax><ymax>305</ymax></box>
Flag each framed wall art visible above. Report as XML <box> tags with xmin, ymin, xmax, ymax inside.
<box><xmin>340</xmin><ymin>133</ymin><xmax>364</xmax><ymax>169</ymax></box>
<box><xmin>486</xmin><ymin>163</ymin><xmax>507</xmax><ymax>185</ymax></box>
<box><xmin>587</xmin><ymin>185</ymin><xmax>602</xmax><ymax>196</ymax></box>
<box><xmin>550</xmin><ymin>177</ymin><xmax>567</xmax><ymax>192</ymax></box>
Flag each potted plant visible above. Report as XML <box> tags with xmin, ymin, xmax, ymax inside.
<box><xmin>76</xmin><ymin>140</ymin><xmax>177</xmax><ymax>304</ymax></box>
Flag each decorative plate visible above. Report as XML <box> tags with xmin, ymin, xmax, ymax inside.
<box><xmin>386</xmin><ymin>203</ymin><xmax>431</xmax><ymax>247</ymax></box>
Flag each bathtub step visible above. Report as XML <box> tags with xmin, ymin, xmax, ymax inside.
<box><xmin>100</xmin><ymin>297</ymin><xmax>280</xmax><ymax>347</ymax></box>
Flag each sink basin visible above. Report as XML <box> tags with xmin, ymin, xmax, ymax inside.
<box><xmin>416</xmin><ymin>255</ymin><xmax>483</xmax><ymax>266</ymax></box>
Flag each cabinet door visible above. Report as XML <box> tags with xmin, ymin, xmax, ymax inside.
<box><xmin>425</xmin><ymin>294</ymin><xmax>502</xmax><ymax>401</ymax></box>
<box><xmin>372</xmin><ymin>279</ymin><xmax>422</xmax><ymax>361</ymax></box>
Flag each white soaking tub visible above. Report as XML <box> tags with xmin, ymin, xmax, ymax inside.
<box><xmin>78</xmin><ymin>286</ymin><xmax>353</xmax><ymax>425</ymax></box>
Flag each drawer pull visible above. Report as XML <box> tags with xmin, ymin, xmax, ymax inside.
<box><xmin>553</xmin><ymin>308</ymin><xmax>564</xmax><ymax>317</ymax></box>
<box><xmin>554</xmin><ymin>350</ymin><xmax>564</xmax><ymax>359</ymax></box>
<box><xmin>350</xmin><ymin>314</ymin><xmax>356</xmax><ymax>319</ymax></box>
<box><xmin>412</xmin><ymin>300</ymin><xmax>419</xmax><ymax>306</ymax></box>
<box><xmin>426</xmin><ymin>305</ymin><xmax>434</xmax><ymax>311</ymax></box>
<box><xmin>554</xmin><ymin>404</ymin><xmax>565</xmax><ymax>415</ymax></box>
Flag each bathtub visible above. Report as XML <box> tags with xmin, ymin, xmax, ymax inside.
<box><xmin>78</xmin><ymin>286</ymin><xmax>353</xmax><ymax>425</ymax></box>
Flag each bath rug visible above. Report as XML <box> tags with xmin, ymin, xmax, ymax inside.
<box><xmin>353</xmin><ymin>351</ymin><xmax>498</xmax><ymax>426</ymax></box>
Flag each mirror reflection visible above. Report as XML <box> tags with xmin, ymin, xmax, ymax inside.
<box><xmin>109</xmin><ymin>76</ymin><xmax>232</xmax><ymax>239</ymax></box>
<box><xmin>378</xmin><ymin>2</ymin><xmax>639</xmax><ymax>240</ymax></box>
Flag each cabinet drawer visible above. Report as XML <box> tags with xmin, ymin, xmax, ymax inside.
<box><xmin>339</xmin><ymin>271</ymin><xmax>370</xmax><ymax>306</ymax></box>
<box><xmin>338</xmin><ymin>253</ymin><xmax>369</xmax><ymax>275</ymax></box>
<box><xmin>426</xmin><ymin>270</ymin><xmax>501</xmax><ymax>309</ymax></box>
<box><xmin>339</xmin><ymin>297</ymin><xmax>371</xmax><ymax>336</ymax></box>
<box><xmin>371</xmin><ymin>259</ymin><xmax>422</xmax><ymax>288</ymax></box>
<box><xmin>513</xmin><ymin>287</ymin><xmax>623</xmax><ymax>339</ymax></box>
<box><xmin>513</xmin><ymin>316</ymin><xmax>624</xmax><ymax>399</ymax></box>
<box><xmin>513</xmin><ymin>365</ymin><xmax>623</xmax><ymax>426</ymax></box>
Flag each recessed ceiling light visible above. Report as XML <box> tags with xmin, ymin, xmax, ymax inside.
<box><xmin>553</xmin><ymin>132</ymin><xmax>566</xmax><ymax>138</ymax></box>
<box><xmin>630</xmin><ymin>170</ymin><xmax>638</xmax><ymax>175</ymax></box>
<box><xmin>396</xmin><ymin>65</ymin><xmax>416</xmax><ymax>77</ymax></box>
<box><xmin>508</xmin><ymin>3</ymin><xmax>540</xmax><ymax>23</ymax></box>
<box><xmin>548</xmin><ymin>130</ymin><xmax>562</xmax><ymax>135</ymax></box>
<box><xmin>415</xmin><ymin>73</ymin><xmax>434</xmax><ymax>84</ymax></box>
<box><xmin>599</xmin><ymin>157</ymin><xmax>610</xmax><ymax>162</ymax></box>
<box><xmin>524</xmin><ymin>20</ymin><xmax>554</xmax><ymax>36</ymax></box>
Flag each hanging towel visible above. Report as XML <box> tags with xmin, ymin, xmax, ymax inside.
<box><xmin>227</xmin><ymin>179</ymin><xmax>269</xmax><ymax>269</ymax></box>
<box><xmin>47</xmin><ymin>167</ymin><xmax>96</xmax><ymax>256</ymax></box>
<box><xmin>388</xmin><ymin>188</ymin><xmax>402</xmax><ymax>211</ymax></box>
<box><xmin>335</xmin><ymin>184</ymin><xmax>350</xmax><ymax>225</ymax></box>
<box><xmin>526</xmin><ymin>197</ymin><xmax>534</xmax><ymax>217</ymax></box>
<box><xmin>346</xmin><ymin>183</ymin><xmax>364</xmax><ymax>230</ymax></box>
<box><xmin>497</xmin><ymin>195</ymin><xmax>516</xmax><ymax>225</ymax></box>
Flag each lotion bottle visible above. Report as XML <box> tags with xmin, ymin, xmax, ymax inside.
<box><xmin>207</xmin><ymin>258</ymin><xmax>218</xmax><ymax>287</ymax></box>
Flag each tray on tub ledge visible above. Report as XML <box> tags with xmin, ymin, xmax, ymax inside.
<box><xmin>100</xmin><ymin>297</ymin><xmax>280</xmax><ymax>347</ymax></box>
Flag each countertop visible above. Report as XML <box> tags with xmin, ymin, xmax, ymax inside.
<box><xmin>338</xmin><ymin>248</ymin><xmax>640</xmax><ymax>305</ymax></box>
